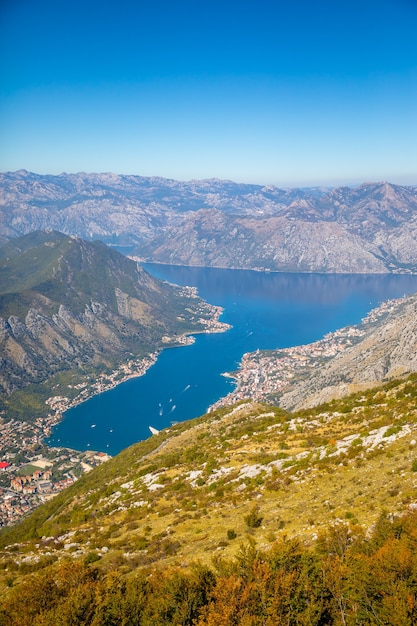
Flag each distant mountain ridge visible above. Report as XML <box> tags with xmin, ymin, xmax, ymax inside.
<box><xmin>1</xmin><ymin>171</ymin><xmax>417</xmax><ymax>273</ymax></box>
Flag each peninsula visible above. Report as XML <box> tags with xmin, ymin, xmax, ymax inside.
<box><xmin>211</xmin><ymin>292</ymin><xmax>417</xmax><ymax>412</ymax></box>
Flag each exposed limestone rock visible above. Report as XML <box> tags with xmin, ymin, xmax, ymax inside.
<box><xmin>0</xmin><ymin>231</ymin><xmax>225</xmax><ymax>402</ymax></box>
<box><xmin>1</xmin><ymin>172</ymin><xmax>417</xmax><ymax>273</ymax></box>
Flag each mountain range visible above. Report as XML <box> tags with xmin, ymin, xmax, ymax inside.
<box><xmin>2</xmin><ymin>173</ymin><xmax>417</xmax><ymax>621</ymax></box>
<box><xmin>1</xmin><ymin>170</ymin><xmax>417</xmax><ymax>273</ymax></box>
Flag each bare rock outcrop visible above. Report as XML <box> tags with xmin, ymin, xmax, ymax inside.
<box><xmin>1</xmin><ymin>171</ymin><xmax>417</xmax><ymax>273</ymax></box>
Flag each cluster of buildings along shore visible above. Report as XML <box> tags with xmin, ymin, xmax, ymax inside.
<box><xmin>210</xmin><ymin>297</ymin><xmax>404</xmax><ymax>411</ymax></box>
<box><xmin>0</xmin><ymin>419</ymin><xmax>111</xmax><ymax>526</ymax></box>
<box><xmin>0</xmin><ymin>350</ymin><xmax>164</xmax><ymax>526</ymax></box>
<box><xmin>0</xmin><ymin>305</ymin><xmax>230</xmax><ymax>527</ymax></box>
<box><xmin>0</xmin><ymin>292</ymin><xmax>400</xmax><ymax>527</ymax></box>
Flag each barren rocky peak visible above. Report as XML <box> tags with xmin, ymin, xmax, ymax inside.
<box><xmin>1</xmin><ymin>171</ymin><xmax>416</xmax><ymax>272</ymax></box>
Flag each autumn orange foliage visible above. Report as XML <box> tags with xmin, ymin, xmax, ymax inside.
<box><xmin>1</xmin><ymin>510</ymin><xmax>417</xmax><ymax>625</ymax></box>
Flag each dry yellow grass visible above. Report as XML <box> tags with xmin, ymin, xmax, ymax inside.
<box><xmin>1</xmin><ymin>375</ymin><xmax>417</xmax><ymax>585</ymax></box>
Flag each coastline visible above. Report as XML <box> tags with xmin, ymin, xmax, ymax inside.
<box><xmin>45</xmin><ymin>351</ymin><xmax>161</xmax><ymax>430</ymax></box>
<box><xmin>44</xmin><ymin>300</ymin><xmax>231</xmax><ymax>442</ymax></box>
<box><xmin>0</xmin><ymin>354</ymin><xmax>163</xmax><ymax>527</ymax></box>
<box><xmin>1</xmin><ymin>280</ymin><xmax>414</xmax><ymax>527</ymax></box>
<box><xmin>0</xmin><ymin>301</ymin><xmax>231</xmax><ymax>526</ymax></box>
<box><xmin>0</xmin><ymin>330</ymin><xmax>222</xmax><ymax>527</ymax></box>
<box><xmin>209</xmin><ymin>295</ymin><xmax>409</xmax><ymax>412</ymax></box>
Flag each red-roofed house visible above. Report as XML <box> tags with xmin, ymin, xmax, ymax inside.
<box><xmin>0</xmin><ymin>462</ymin><xmax>10</xmax><ymax>470</ymax></box>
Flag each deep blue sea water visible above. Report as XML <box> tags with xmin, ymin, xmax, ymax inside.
<box><xmin>47</xmin><ymin>267</ymin><xmax>417</xmax><ymax>455</ymax></box>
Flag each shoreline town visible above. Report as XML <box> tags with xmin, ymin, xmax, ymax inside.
<box><xmin>209</xmin><ymin>296</ymin><xmax>404</xmax><ymax>411</ymax></box>
<box><xmin>0</xmin><ymin>293</ymin><xmax>401</xmax><ymax>527</ymax></box>
<box><xmin>0</xmin><ymin>296</ymin><xmax>230</xmax><ymax>527</ymax></box>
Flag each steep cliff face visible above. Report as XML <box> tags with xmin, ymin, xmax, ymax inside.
<box><xmin>1</xmin><ymin>171</ymin><xmax>417</xmax><ymax>272</ymax></box>
<box><xmin>0</xmin><ymin>231</ymin><xmax>221</xmax><ymax>402</ymax></box>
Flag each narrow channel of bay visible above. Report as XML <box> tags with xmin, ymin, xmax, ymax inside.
<box><xmin>47</xmin><ymin>267</ymin><xmax>417</xmax><ymax>455</ymax></box>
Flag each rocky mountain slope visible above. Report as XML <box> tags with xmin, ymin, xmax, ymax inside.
<box><xmin>0</xmin><ymin>231</ymin><xmax>225</xmax><ymax>420</ymax></box>
<box><xmin>279</xmin><ymin>293</ymin><xmax>417</xmax><ymax>410</ymax></box>
<box><xmin>1</xmin><ymin>170</ymin><xmax>417</xmax><ymax>272</ymax></box>
<box><xmin>212</xmin><ymin>292</ymin><xmax>417</xmax><ymax>412</ymax></box>
<box><xmin>1</xmin><ymin>236</ymin><xmax>417</xmax><ymax>620</ymax></box>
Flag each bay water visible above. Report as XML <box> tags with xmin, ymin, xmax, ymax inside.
<box><xmin>47</xmin><ymin>267</ymin><xmax>417</xmax><ymax>455</ymax></box>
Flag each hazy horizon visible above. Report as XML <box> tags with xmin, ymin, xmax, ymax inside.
<box><xmin>2</xmin><ymin>168</ymin><xmax>416</xmax><ymax>190</ymax></box>
<box><xmin>1</xmin><ymin>0</ymin><xmax>416</xmax><ymax>187</ymax></box>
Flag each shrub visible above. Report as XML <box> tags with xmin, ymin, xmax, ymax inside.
<box><xmin>84</xmin><ymin>551</ymin><xmax>101</xmax><ymax>565</ymax></box>
<box><xmin>384</xmin><ymin>425</ymin><xmax>402</xmax><ymax>438</ymax></box>
<box><xmin>244</xmin><ymin>506</ymin><xmax>263</xmax><ymax>529</ymax></box>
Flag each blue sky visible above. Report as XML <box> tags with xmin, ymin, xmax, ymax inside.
<box><xmin>1</xmin><ymin>0</ymin><xmax>416</xmax><ymax>186</ymax></box>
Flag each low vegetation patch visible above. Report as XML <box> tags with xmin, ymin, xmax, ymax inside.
<box><xmin>1</xmin><ymin>510</ymin><xmax>417</xmax><ymax>625</ymax></box>
<box><xmin>2</xmin><ymin>375</ymin><xmax>417</xmax><ymax>619</ymax></box>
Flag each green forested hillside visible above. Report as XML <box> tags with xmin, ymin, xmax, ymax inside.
<box><xmin>0</xmin><ymin>231</ymin><xmax>223</xmax><ymax>419</ymax></box>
